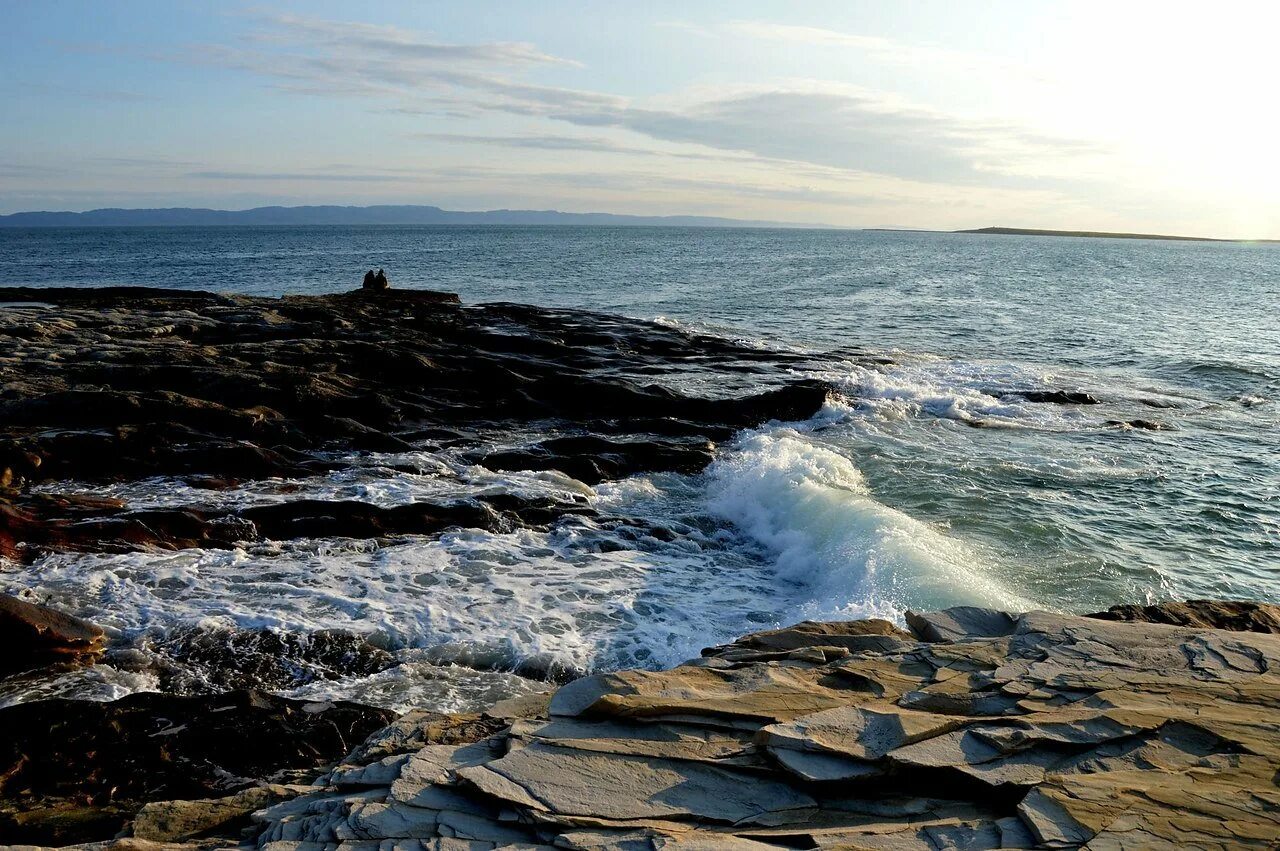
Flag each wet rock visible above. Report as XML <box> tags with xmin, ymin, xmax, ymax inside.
<box><xmin>0</xmin><ymin>492</ymin><xmax>591</xmax><ymax>564</ymax></box>
<box><xmin>1005</xmin><ymin>390</ymin><xmax>1101</xmax><ymax>405</ymax></box>
<box><xmin>0</xmin><ymin>286</ymin><xmax>828</xmax><ymax>562</ymax></box>
<box><xmin>0</xmin><ymin>591</ymin><xmax>106</xmax><ymax>675</ymax></box>
<box><xmin>1087</xmin><ymin>598</ymin><xmax>1280</xmax><ymax>633</ymax></box>
<box><xmin>1104</xmin><ymin>418</ymin><xmax>1167</xmax><ymax>430</ymax></box>
<box><xmin>473</xmin><ymin>435</ymin><xmax>716</xmax><ymax>484</ymax></box>
<box><xmin>146</xmin><ymin>626</ymin><xmax>397</xmax><ymax>692</ymax></box>
<box><xmin>252</xmin><ymin>603</ymin><xmax>1280</xmax><ymax>849</ymax></box>
<box><xmin>0</xmin><ymin>690</ymin><xmax>393</xmax><ymax>845</ymax></box>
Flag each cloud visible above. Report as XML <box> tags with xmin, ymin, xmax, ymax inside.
<box><xmin>189</xmin><ymin>170</ymin><xmax>406</xmax><ymax>182</ymax></box>
<box><xmin>176</xmin><ymin>12</ymin><xmax>607</xmax><ymax>112</ymax></box>
<box><xmin>0</xmin><ymin>163</ymin><xmax>65</xmax><ymax>179</ymax></box>
<box><xmin>543</xmin><ymin>87</ymin><xmax>1103</xmax><ymax>186</ymax></box>
<box><xmin>254</xmin><ymin>13</ymin><xmax>581</xmax><ymax>68</ymax></box>
<box><xmin>91</xmin><ymin>156</ymin><xmax>202</xmax><ymax>168</ymax></box>
<box><xmin>411</xmin><ymin>132</ymin><xmax>755</xmax><ymax>163</ymax></box>
<box><xmin>176</xmin><ymin>161</ymin><xmax>882</xmax><ymax>209</ymax></box>
<box><xmin>133</xmin><ymin>14</ymin><xmax>1105</xmax><ymax>192</ymax></box>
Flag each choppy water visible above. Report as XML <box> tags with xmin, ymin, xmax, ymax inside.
<box><xmin>1</xmin><ymin>225</ymin><xmax>1277</xmax><ymax>710</ymax></box>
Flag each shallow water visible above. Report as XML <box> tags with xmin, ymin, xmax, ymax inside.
<box><xmin>1</xmin><ymin>225</ymin><xmax>1277</xmax><ymax>710</ymax></box>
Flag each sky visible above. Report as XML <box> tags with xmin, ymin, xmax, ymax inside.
<box><xmin>2</xmin><ymin>1</ymin><xmax>1278</xmax><ymax>237</ymax></box>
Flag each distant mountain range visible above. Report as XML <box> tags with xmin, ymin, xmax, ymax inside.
<box><xmin>0</xmin><ymin>205</ymin><xmax>827</xmax><ymax>229</ymax></box>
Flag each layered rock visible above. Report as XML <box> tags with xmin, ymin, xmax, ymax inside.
<box><xmin>229</xmin><ymin>607</ymin><xmax>1280</xmax><ymax>850</ymax></box>
<box><xmin>0</xmin><ymin>286</ymin><xmax>835</xmax><ymax>562</ymax></box>
<box><xmin>1088</xmin><ymin>598</ymin><xmax>1280</xmax><ymax>634</ymax></box>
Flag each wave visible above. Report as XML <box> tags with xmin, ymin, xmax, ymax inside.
<box><xmin>704</xmin><ymin>428</ymin><xmax>1033</xmax><ymax>622</ymax></box>
<box><xmin>821</xmin><ymin>359</ymin><xmax>1096</xmax><ymax>429</ymax></box>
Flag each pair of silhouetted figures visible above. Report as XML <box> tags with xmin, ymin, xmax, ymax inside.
<box><xmin>362</xmin><ymin>268</ymin><xmax>389</xmax><ymax>290</ymax></box>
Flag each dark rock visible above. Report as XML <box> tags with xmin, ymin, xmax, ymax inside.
<box><xmin>146</xmin><ymin>625</ymin><xmax>398</xmax><ymax>692</ymax></box>
<box><xmin>0</xmin><ymin>491</ymin><xmax>591</xmax><ymax>564</ymax></box>
<box><xmin>0</xmin><ymin>286</ymin><xmax>828</xmax><ymax>561</ymax></box>
<box><xmin>474</xmin><ymin>435</ymin><xmax>716</xmax><ymax>484</ymax></box>
<box><xmin>1005</xmin><ymin>390</ymin><xmax>1101</xmax><ymax>405</ymax></box>
<box><xmin>0</xmin><ymin>592</ymin><xmax>106</xmax><ymax>675</ymax></box>
<box><xmin>0</xmin><ymin>689</ymin><xmax>393</xmax><ymax>845</ymax></box>
<box><xmin>1086</xmin><ymin>599</ymin><xmax>1280</xmax><ymax>634</ymax></box>
<box><xmin>1104</xmin><ymin>418</ymin><xmax>1167</xmax><ymax>430</ymax></box>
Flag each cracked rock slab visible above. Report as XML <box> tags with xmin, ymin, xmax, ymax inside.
<box><xmin>245</xmin><ymin>605</ymin><xmax>1280</xmax><ymax>851</ymax></box>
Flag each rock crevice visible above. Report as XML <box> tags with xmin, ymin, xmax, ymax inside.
<box><xmin>235</xmin><ymin>604</ymin><xmax>1280</xmax><ymax>850</ymax></box>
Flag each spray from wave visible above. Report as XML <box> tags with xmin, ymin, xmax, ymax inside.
<box><xmin>705</xmin><ymin>428</ymin><xmax>1032</xmax><ymax>622</ymax></box>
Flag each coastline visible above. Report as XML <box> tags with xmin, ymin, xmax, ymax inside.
<box><xmin>2</xmin><ymin>285</ymin><xmax>1278</xmax><ymax>848</ymax></box>
<box><xmin>5</xmin><ymin>598</ymin><xmax>1279</xmax><ymax>848</ymax></box>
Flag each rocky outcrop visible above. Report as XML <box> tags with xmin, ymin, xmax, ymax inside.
<box><xmin>0</xmin><ymin>286</ymin><xmax>834</xmax><ymax>562</ymax></box>
<box><xmin>0</xmin><ymin>690</ymin><xmax>393</xmax><ymax>845</ymax></box>
<box><xmin>0</xmin><ymin>592</ymin><xmax>106</xmax><ymax>675</ymax></box>
<box><xmin>239</xmin><ymin>607</ymin><xmax>1280</xmax><ymax>850</ymax></box>
<box><xmin>1088</xmin><ymin>598</ymin><xmax>1280</xmax><ymax>633</ymax></box>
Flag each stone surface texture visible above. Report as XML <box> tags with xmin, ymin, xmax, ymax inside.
<box><xmin>0</xmin><ymin>592</ymin><xmax>106</xmax><ymax>675</ymax></box>
<box><xmin>230</xmin><ymin>606</ymin><xmax>1280</xmax><ymax>850</ymax></box>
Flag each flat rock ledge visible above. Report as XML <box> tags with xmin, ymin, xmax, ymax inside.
<box><xmin>21</xmin><ymin>602</ymin><xmax>1276</xmax><ymax>851</ymax></box>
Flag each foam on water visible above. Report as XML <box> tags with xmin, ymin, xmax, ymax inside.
<box><xmin>1</xmin><ymin>343</ymin><xmax>1259</xmax><ymax>711</ymax></box>
<box><xmin>35</xmin><ymin>450</ymin><xmax>595</xmax><ymax>511</ymax></box>
<box><xmin>0</xmin><ymin>663</ymin><xmax>160</xmax><ymax>709</ymax></box>
<box><xmin>281</xmin><ymin>662</ymin><xmax>545</xmax><ymax>715</ymax></box>
<box><xmin>2</xmin><ymin>504</ymin><xmax>784</xmax><ymax>681</ymax></box>
<box><xmin>2</xmin><ymin>399</ymin><xmax>1037</xmax><ymax>709</ymax></box>
<box><xmin>824</xmin><ymin>358</ymin><xmax>1096</xmax><ymax>428</ymax></box>
<box><xmin>706</xmin><ymin>428</ymin><xmax>1031</xmax><ymax>621</ymax></box>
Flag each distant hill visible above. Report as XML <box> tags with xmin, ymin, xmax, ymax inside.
<box><xmin>959</xmin><ymin>226</ymin><xmax>1278</xmax><ymax>244</ymax></box>
<box><xmin>0</xmin><ymin>205</ymin><xmax>827</xmax><ymax>229</ymax></box>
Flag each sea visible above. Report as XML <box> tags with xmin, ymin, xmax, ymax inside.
<box><xmin>1</xmin><ymin>225</ymin><xmax>1277</xmax><ymax>711</ymax></box>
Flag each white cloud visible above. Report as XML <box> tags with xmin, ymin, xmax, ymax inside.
<box><xmin>53</xmin><ymin>12</ymin><xmax>1151</xmax><ymax>227</ymax></box>
<box><xmin>171</xmin><ymin>14</ymin><xmax>1100</xmax><ymax>190</ymax></box>
<box><xmin>253</xmin><ymin>13</ymin><xmax>581</xmax><ymax>68</ymax></box>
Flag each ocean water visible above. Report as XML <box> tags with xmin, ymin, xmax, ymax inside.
<box><xmin>1</xmin><ymin>225</ymin><xmax>1277</xmax><ymax>711</ymax></box>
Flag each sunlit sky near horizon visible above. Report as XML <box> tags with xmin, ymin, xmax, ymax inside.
<box><xmin>3</xmin><ymin>1</ymin><xmax>1279</xmax><ymax>237</ymax></box>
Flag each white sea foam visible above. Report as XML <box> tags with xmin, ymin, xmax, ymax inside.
<box><xmin>2</xmin><ymin>511</ymin><xmax>783</xmax><ymax>682</ymax></box>
<box><xmin>823</xmin><ymin>359</ymin><xmax>1096</xmax><ymax>428</ymax></box>
<box><xmin>2</xmin><ymin>398</ymin><xmax>1044</xmax><ymax>709</ymax></box>
<box><xmin>1</xmin><ymin>355</ymin><xmax>1114</xmax><ymax>708</ymax></box>
<box><xmin>34</xmin><ymin>451</ymin><xmax>595</xmax><ymax>511</ymax></box>
<box><xmin>282</xmin><ymin>661</ymin><xmax>544</xmax><ymax>715</ymax></box>
<box><xmin>0</xmin><ymin>663</ymin><xmax>160</xmax><ymax>708</ymax></box>
<box><xmin>705</xmin><ymin>429</ymin><xmax>1032</xmax><ymax>622</ymax></box>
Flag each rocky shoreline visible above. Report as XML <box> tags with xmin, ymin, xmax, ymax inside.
<box><xmin>0</xmin><ymin>286</ymin><xmax>833</xmax><ymax>563</ymax></box>
<box><xmin>2</xmin><ymin>599</ymin><xmax>1278</xmax><ymax>849</ymax></box>
<box><xmin>0</xmin><ymin>285</ymin><xmax>844</xmax><ymax>697</ymax></box>
<box><xmin>3</xmin><ymin>288</ymin><xmax>1277</xmax><ymax>848</ymax></box>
